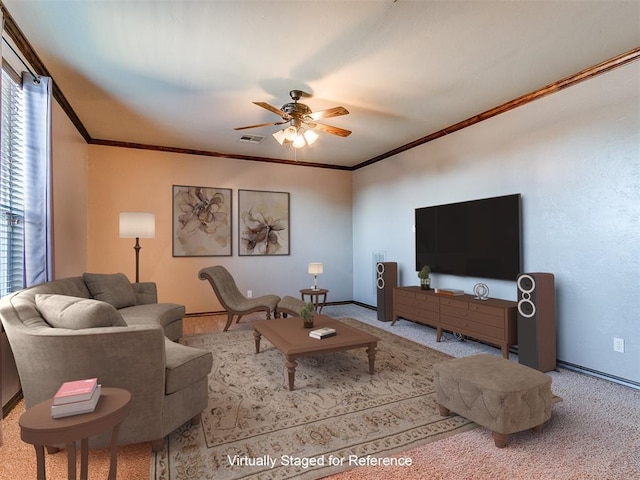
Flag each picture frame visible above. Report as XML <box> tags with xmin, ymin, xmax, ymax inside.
<box><xmin>172</xmin><ymin>185</ymin><xmax>232</xmax><ymax>257</ymax></box>
<box><xmin>238</xmin><ymin>189</ymin><xmax>290</xmax><ymax>256</ymax></box>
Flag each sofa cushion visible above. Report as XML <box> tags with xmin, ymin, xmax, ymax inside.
<box><xmin>164</xmin><ymin>338</ymin><xmax>213</xmax><ymax>394</ymax></box>
<box><xmin>35</xmin><ymin>294</ymin><xmax>127</xmax><ymax>329</ymax></box>
<box><xmin>118</xmin><ymin>303</ymin><xmax>185</xmax><ymax>331</ymax></box>
<box><xmin>83</xmin><ymin>272</ymin><xmax>137</xmax><ymax>309</ymax></box>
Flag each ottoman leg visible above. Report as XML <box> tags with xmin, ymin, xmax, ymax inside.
<box><xmin>492</xmin><ymin>431</ymin><xmax>508</xmax><ymax>448</ymax></box>
<box><xmin>532</xmin><ymin>422</ymin><xmax>545</xmax><ymax>433</ymax></box>
<box><xmin>438</xmin><ymin>404</ymin><xmax>451</xmax><ymax>416</ymax></box>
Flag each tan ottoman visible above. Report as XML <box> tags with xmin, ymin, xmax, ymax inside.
<box><xmin>275</xmin><ymin>296</ymin><xmax>306</xmax><ymax>317</ymax></box>
<box><xmin>434</xmin><ymin>354</ymin><xmax>553</xmax><ymax>448</ymax></box>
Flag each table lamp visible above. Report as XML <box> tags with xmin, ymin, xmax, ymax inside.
<box><xmin>308</xmin><ymin>262</ymin><xmax>323</xmax><ymax>290</ymax></box>
<box><xmin>119</xmin><ymin>212</ymin><xmax>155</xmax><ymax>283</ymax></box>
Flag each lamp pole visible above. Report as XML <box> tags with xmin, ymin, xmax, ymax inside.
<box><xmin>134</xmin><ymin>237</ymin><xmax>141</xmax><ymax>283</ymax></box>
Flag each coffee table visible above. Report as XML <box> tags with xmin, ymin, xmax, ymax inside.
<box><xmin>253</xmin><ymin>315</ymin><xmax>379</xmax><ymax>391</ymax></box>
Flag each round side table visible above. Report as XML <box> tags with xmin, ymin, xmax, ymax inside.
<box><xmin>300</xmin><ymin>288</ymin><xmax>329</xmax><ymax>313</ymax></box>
<box><xmin>19</xmin><ymin>387</ymin><xmax>131</xmax><ymax>480</ymax></box>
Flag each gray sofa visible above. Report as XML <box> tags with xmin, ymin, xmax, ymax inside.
<box><xmin>0</xmin><ymin>273</ymin><xmax>213</xmax><ymax>451</ymax></box>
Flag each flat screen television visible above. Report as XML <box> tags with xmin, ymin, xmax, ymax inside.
<box><xmin>415</xmin><ymin>194</ymin><xmax>521</xmax><ymax>281</ymax></box>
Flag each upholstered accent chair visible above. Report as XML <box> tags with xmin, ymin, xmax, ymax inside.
<box><xmin>0</xmin><ymin>274</ymin><xmax>213</xmax><ymax>451</ymax></box>
<box><xmin>198</xmin><ymin>266</ymin><xmax>280</xmax><ymax>331</ymax></box>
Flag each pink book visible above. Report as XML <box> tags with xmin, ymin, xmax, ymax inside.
<box><xmin>53</xmin><ymin>378</ymin><xmax>98</xmax><ymax>405</ymax></box>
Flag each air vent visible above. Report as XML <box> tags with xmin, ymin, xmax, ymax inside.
<box><xmin>239</xmin><ymin>134</ymin><xmax>265</xmax><ymax>144</ymax></box>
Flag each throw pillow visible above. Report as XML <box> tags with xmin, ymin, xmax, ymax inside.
<box><xmin>35</xmin><ymin>294</ymin><xmax>128</xmax><ymax>329</ymax></box>
<box><xmin>82</xmin><ymin>272</ymin><xmax>136</xmax><ymax>308</ymax></box>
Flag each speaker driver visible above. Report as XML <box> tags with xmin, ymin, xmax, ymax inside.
<box><xmin>377</xmin><ymin>263</ymin><xmax>385</xmax><ymax>275</ymax></box>
<box><xmin>517</xmin><ymin>274</ymin><xmax>535</xmax><ymax>293</ymax></box>
<box><xmin>518</xmin><ymin>299</ymin><xmax>536</xmax><ymax>318</ymax></box>
<box><xmin>377</xmin><ymin>276</ymin><xmax>385</xmax><ymax>290</ymax></box>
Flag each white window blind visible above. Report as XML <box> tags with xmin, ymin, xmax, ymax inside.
<box><xmin>0</xmin><ymin>65</ymin><xmax>26</xmax><ymax>297</ymax></box>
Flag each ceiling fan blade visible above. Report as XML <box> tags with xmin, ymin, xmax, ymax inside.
<box><xmin>253</xmin><ymin>101</ymin><xmax>291</xmax><ymax>119</ymax></box>
<box><xmin>234</xmin><ymin>121</ymin><xmax>287</xmax><ymax>131</ymax></box>
<box><xmin>309</xmin><ymin>122</ymin><xmax>352</xmax><ymax>138</ymax></box>
<box><xmin>307</xmin><ymin>106</ymin><xmax>349</xmax><ymax>121</ymax></box>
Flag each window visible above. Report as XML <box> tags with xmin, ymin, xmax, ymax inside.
<box><xmin>0</xmin><ymin>63</ymin><xmax>26</xmax><ymax>297</ymax></box>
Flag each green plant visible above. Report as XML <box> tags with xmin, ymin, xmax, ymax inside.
<box><xmin>300</xmin><ymin>302</ymin><xmax>315</xmax><ymax>321</ymax></box>
<box><xmin>418</xmin><ymin>265</ymin><xmax>431</xmax><ymax>279</ymax></box>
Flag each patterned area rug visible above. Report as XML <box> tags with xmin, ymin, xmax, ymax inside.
<box><xmin>152</xmin><ymin>318</ymin><xmax>476</xmax><ymax>480</ymax></box>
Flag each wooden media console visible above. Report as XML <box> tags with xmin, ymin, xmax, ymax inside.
<box><xmin>392</xmin><ymin>286</ymin><xmax>517</xmax><ymax>358</ymax></box>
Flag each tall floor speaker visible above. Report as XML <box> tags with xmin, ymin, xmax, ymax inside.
<box><xmin>517</xmin><ymin>273</ymin><xmax>556</xmax><ymax>372</ymax></box>
<box><xmin>376</xmin><ymin>262</ymin><xmax>397</xmax><ymax>322</ymax></box>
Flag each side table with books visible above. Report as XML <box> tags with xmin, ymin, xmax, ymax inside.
<box><xmin>19</xmin><ymin>386</ymin><xmax>131</xmax><ymax>480</ymax></box>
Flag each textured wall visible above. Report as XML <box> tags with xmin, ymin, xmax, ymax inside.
<box><xmin>352</xmin><ymin>62</ymin><xmax>639</xmax><ymax>384</ymax></box>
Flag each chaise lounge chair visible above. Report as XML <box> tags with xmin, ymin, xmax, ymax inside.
<box><xmin>198</xmin><ymin>266</ymin><xmax>281</xmax><ymax>331</ymax></box>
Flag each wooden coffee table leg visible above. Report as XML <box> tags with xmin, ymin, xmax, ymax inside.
<box><xmin>367</xmin><ymin>342</ymin><xmax>377</xmax><ymax>374</ymax></box>
<box><xmin>253</xmin><ymin>331</ymin><xmax>262</xmax><ymax>353</ymax></box>
<box><xmin>285</xmin><ymin>357</ymin><xmax>297</xmax><ymax>391</ymax></box>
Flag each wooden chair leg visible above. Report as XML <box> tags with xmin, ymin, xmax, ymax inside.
<box><xmin>438</xmin><ymin>404</ymin><xmax>451</xmax><ymax>416</ymax></box>
<box><xmin>190</xmin><ymin>413</ymin><xmax>201</xmax><ymax>425</ymax></box>
<box><xmin>150</xmin><ymin>438</ymin><xmax>164</xmax><ymax>452</ymax></box>
<box><xmin>492</xmin><ymin>431</ymin><xmax>508</xmax><ymax>448</ymax></box>
<box><xmin>223</xmin><ymin>313</ymin><xmax>234</xmax><ymax>332</ymax></box>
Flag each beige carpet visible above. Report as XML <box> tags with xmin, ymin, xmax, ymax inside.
<box><xmin>152</xmin><ymin>318</ymin><xmax>476</xmax><ymax>479</ymax></box>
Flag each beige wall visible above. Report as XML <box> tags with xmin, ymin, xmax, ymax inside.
<box><xmin>87</xmin><ymin>146</ymin><xmax>353</xmax><ymax>313</ymax></box>
<box><xmin>51</xmin><ymin>101</ymin><xmax>88</xmax><ymax>278</ymax></box>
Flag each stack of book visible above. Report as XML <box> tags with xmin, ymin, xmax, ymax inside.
<box><xmin>309</xmin><ymin>327</ymin><xmax>337</xmax><ymax>339</ymax></box>
<box><xmin>51</xmin><ymin>378</ymin><xmax>102</xmax><ymax>418</ymax></box>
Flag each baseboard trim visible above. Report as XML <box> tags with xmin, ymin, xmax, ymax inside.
<box><xmin>557</xmin><ymin>361</ymin><xmax>640</xmax><ymax>390</ymax></box>
<box><xmin>2</xmin><ymin>390</ymin><xmax>23</xmax><ymax>418</ymax></box>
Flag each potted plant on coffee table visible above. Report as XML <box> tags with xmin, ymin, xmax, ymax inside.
<box><xmin>300</xmin><ymin>302</ymin><xmax>315</xmax><ymax>328</ymax></box>
<box><xmin>418</xmin><ymin>265</ymin><xmax>431</xmax><ymax>290</ymax></box>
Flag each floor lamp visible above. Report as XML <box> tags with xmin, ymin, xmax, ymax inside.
<box><xmin>119</xmin><ymin>212</ymin><xmax>155</xmax><ymax>283</ymax></box>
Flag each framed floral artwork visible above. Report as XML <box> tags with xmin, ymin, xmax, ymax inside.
<box><xmin>172</xmin><ymin>185</ymin><xmax>232</xmax><ymax>256</ymax></box>
<box><xmin>238</xmin><ymin>189</ymin><xmax>290</xmax><ymax>256</ymax></box>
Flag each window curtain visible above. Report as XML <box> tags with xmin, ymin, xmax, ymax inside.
<box><xmin>22</xmin><ymin>73</ymin><xmax>52</xmax><ymax>286</ymax></box>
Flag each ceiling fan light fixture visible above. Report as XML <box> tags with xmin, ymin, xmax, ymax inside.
<box><xmin>292</xmin><ymin>133</ymin><xmax>306</xmax><ymax>149</ymax></box>
<box><xmin>284</xmin><ymin>126</ymin><xmax>297</xmax><ymax>142</ymax></box>
<box><xmin>303</xmin><ymin>129</ymin><xmax>319</xmax><ymax>145</ymax></box>
<box><xmin>272</xmin><ymin>128</ymin><xmax>288</xmax><ymax>145</ymax></box>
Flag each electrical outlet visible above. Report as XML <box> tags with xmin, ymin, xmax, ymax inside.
<box><xmin>247</xmin><ymin>290</ymin><xmax>252</xmax><ymax>298</ymax></box>
<box><xmin>613</xmin><ymin>337</ymin><xmax>624</xmax><ymax>353</ymax></box>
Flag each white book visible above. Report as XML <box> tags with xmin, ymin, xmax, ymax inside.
<box><xmin>309</xmin><ymin>327</ymin><xmax>337</xmax><ymax>339</ymax></box>
<box><xmin>51</xmin><ymin>385</ymin><xmax>102</xmax><ymax>418</ymax></box>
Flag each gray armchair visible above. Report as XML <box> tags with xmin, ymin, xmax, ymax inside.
<box><xmin>198</xmin><ymin>266</ymin><xmax>280</xmax><ymax>331</ymax></box>
<box><xmin>0</xmin><ymin>275</ymin><xmax>212</xmax><ymax>451</ymax></box>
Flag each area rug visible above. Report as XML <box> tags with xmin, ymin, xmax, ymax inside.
<box><xmin>152</xmin><ymin>318</ymin><xmax>476</xmax><ymax>480</ymax></box>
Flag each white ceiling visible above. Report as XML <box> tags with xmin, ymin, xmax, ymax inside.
<box><xmin>2</xmin><ymin>0</ymin><xmax>639</xmax><ymax>168</ymax></box>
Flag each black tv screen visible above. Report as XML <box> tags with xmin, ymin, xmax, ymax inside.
<box><xmin>415</xmin><ymin>194</ymin><xmax>521</xmax><ymax>281</ymax></box>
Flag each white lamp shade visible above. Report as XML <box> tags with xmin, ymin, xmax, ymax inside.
<box><xmin>272</xmin><ymin>128</ymin><xmax>288</xmax><ymax>145</ymax></box>
<box><xmin>304</xmin><ymin>129</ymin><xmax>319</xmax><ymax>145</ymax></box>
<box><xmin>120</xmin><ymin>212</ymin><xmax>155</xmax><ymax>238</ymax></box>
<box><xmin>292</xmin><ymin>134</ymin><xmax>306</xmax><ymax>148</ymax></box>
<box><xmin>308</xmin><ymin>262</ymin><xmax>324</xmax><ymax>275</ymax></box>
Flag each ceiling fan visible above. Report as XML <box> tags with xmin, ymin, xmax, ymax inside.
<box><xmin>234</xmin><ymin>90</ymin><xmax>351</xmax><ymax>148</ymax></box>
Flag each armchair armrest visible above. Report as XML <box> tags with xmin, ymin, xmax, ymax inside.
<box><xmin>132</xmin><ymin>282</ymin><xmax>158</xmax><ymax>305</ymax></box>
